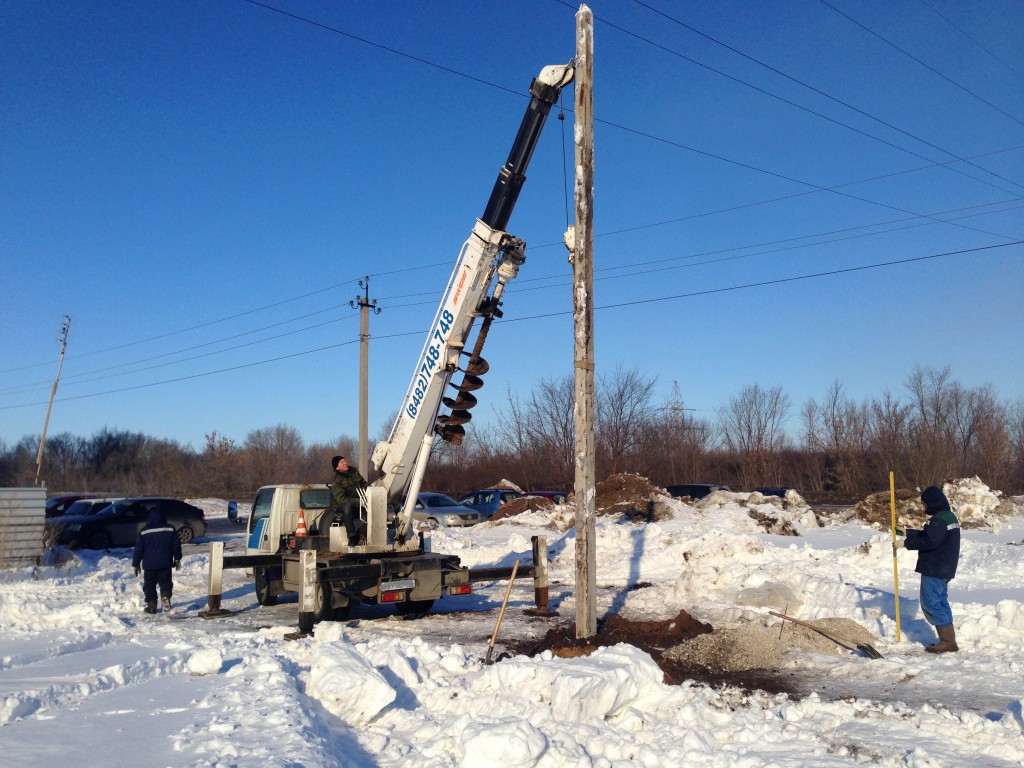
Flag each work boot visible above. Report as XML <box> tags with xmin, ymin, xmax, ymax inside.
<box><xmin>926</xmin><ymin>624</ymin><xmax>959</xmax><ymax>653</ymax></box>
<box><xmin>144</xmin><ymin>601</ymin><xmax>157</xmax><ymax>615</ymax></box>
<box><xmin>161</xmin><ymin>596</ymin><xmax>172</xmax><ymax>613</ymax></box>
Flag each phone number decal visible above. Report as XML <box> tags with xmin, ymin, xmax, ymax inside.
<box><xmin>405</xmin><ymin>309</ymin><xmax>455</xmax><ymax>419</ymax></box>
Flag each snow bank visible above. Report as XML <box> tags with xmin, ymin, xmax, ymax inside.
<box><xmin>307</xmin><ymin>623</ymin><xmax>397</xmax><ymax>725</ymax></box>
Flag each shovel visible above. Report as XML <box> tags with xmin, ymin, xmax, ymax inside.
<box><xmin>769</xmin><ymin>610</ymin><xmax>883</xmax><ymax>659</ymax></box>
<box><xmin>484</xmin><ymin>559</ymin><xmax>519</xmax><ymax>665</ymax></box>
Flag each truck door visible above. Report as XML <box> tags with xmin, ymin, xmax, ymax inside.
<box><xmin>247</xmin><ymin>487</ymin><xmax>277</xmax><ymax>555</ymax></box>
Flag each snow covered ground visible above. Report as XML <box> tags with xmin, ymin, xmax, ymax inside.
<box><xmin>2</xmin><ymin>482</ymin><xmax>1023</xmax><ymax>767</ymax></box>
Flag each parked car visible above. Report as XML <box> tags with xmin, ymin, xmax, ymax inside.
<box><xmin>409</xmin><ymin>492</ymin><xmax>481</xmax><ymax>529</ymax></box>
<box><xmin>665</xmin><ymin>483</ymin><xmax>731</xmax><ymax>500</ymax></box>
<box><xmin>45</xmin><ymin>493</ymin><xmax>106</xmax><ymax>518</ymax></box>
<box><xmin>61</xmin><ymin>497</ymin><xmax>123</xmax><ymax>517</ymax></box>
<box><xmin>457</xmin><ymin>488</ymin><xmax>521</xmax><ymax>519</ymax></box>
<box><xmin>54</xmin><ymin>497</ymin><xmax>207</xmax><ymax>549</ymax></box>
<box><xmin>524</xmin><ymin>490</ymin><xmax>569</xmax><ymax>504</ymax></box>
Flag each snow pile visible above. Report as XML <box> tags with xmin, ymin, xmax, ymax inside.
<box><xmin>943</xmin><ymin>476</ymin><xmax>1016</xmax><ymax>526</ymax></box>
<box><xmin>187</xmin><ymin>648</ymin><xmax>224</xmax><ymax>675</ymax></box>
<box><xmin>307</xmin><ymin>623</ymin><xmax>397</xmax><ymax>725</ymax></box>
<box><xmin>2</xmin><ymin>489</ymin><xmax>1024</xmax><ymax>766</ymax></box>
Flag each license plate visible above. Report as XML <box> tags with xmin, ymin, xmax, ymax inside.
<box><xmin>380</xmin><ymin>578</ymin><xmax>416</xmax><ymax>592</ymax></box>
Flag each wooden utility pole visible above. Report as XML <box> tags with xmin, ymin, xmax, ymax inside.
<box><xmin>35</xmin><ymin>315</ymin><xmax>71</xmax><ymax>488</ymax></box>
<box><xmin>350</xmin><ymin>277</ymin><xmax>379</xmax><ymax>479</ymax></box>
<box><xmin>571</xmin><ymin>4</ymin><xmax>596</xmax><ymax>640</ymax></box>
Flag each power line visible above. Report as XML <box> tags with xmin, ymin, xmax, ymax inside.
<box><xmin>915</xmin><ymin>0</ymin><xmax>1024</xmax><ymax>79</ymax></box>
<box><xmin>242</xmin><ymin>0</ymin><xmax>522</xmax><ymax>97</ymax></box>
<box><xmin>8</xmin><ymin>189</ymin><xmax>1014</xmax><ymax>395</ymax></box>
<box><xmin>603</xmin><ymin>0</ymin><xmax>1024</xmax><ymax>195</ymax></box>
<box><xmin>818</xmin><ymin>0</ymin><xmax>1024</xmax><ymax>130</ymax></box>
<box><xmin>593</xmin><ymin>112</ymin><xmax>1018</xmax><ymax>243</ymax></box>
<box><xmin>502</xmin><ymin>240</ymin><xmax>1023</xmax><ymax>321</ymax></box>
<box><xmin>7</xmin><ymin>2</ymin><xmax>1018</xmax><ymax>381</ymax></box>
<box><xmin>5</xmin><ymin>240</ymin><xmax>1017</xmax><ymax>413</ymax></box>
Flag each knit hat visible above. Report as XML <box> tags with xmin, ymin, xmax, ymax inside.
<box><xmin>331</xmin><ymin>455</ymin><xmax>344</xmax><ymax>470</ymax></box>
<box><xmin>921</xmin><ymin>486</ymin><xmax>949</xmax><ymax>512</ymax></box>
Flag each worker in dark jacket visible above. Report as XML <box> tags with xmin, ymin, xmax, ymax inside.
<box><xmin>894</xmin><ymin>486</ymin><xmax>961</xmax><ymax>653</ymax></box>
<box><xmin>132</xmin><ymin>508</ymin><xmax>182</xmax><ymax>614</ymax></box>
<box><xmin>328</xmin><ymin>455</ymin><xmax>368</xmax><ymax>546</ymax></box>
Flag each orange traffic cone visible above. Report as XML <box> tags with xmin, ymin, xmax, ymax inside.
<box><xmin>295</xmin><ymin>508</ymin><xmax>308</xmax><ymax>538</ymax></box>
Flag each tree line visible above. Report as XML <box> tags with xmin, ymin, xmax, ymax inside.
<box><xmin>4</xmin><ymin>365</ymin><xmax>1022</xmax><ymax>502</ymax></box>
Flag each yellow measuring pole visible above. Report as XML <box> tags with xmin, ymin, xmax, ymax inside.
<box><xmin>889</xmin><ymin>471</ymin><xmax>902</xmax><ymax>642</ymax></box>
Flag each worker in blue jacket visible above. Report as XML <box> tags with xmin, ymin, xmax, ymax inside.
<box><xmin>132</xmin><ymin>508</ymin><xmax>182</xmax><ymax>614</ymax></box>
<box><xmin>894</xmin><ymin>486</ymin><xmax>961</xmax><ymax>653</ymax></box>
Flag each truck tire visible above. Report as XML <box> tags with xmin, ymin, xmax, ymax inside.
<box><xmin>254</xmin><ymin>567</ymin><xmax>278</xmax><ymax>606</ymax></box>
<box><xmin>395</xmin><ymin>599</ymin><xmax>434</xmax><ymax>617</ymax></box>
<box><xmin>312</xmin><ymin>577</ymin><xmax>335</xmax><ymax>623</ymax></box>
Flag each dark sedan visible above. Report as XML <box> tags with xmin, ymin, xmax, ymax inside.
<box><xmin>53</xmin><ymin>497</ymin><xmax>207</xmax><ymax>549</ymax></box>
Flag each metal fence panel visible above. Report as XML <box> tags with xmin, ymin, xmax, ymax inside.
<box><xmin>0</xmin><ymin>487</ymin><xmax>46</xmax><ymax>567</ymax></box>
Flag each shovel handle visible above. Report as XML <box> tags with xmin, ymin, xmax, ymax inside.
<box><xmin>486</xmin><ymin>560</ymin><xmax>520</xmax><ymax>661</ymax></box>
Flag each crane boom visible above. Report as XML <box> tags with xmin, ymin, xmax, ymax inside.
<box><xmin>366</xmin><ymin>61</ymin><xmax>574</xmax><ymax>541</ymax></box>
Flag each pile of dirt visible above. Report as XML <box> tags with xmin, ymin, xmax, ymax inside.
<box><xmin>593</xmin><ymin>473</ymin><xmax>674</xmax><ymax>523</ymax></box>
<box><xmin>507</xmin><ymin>610</ymin><xmax>878</xmax><ymax>694</ymax></box>
<box><xmin>508</xmin><ymin>609</ymin><xmax>711</xmax><ymax>664</ymax></box>
<box><xmin>664</xmin><ymin>617</ymin><xmax>879</xmax><ymax>673</ymax></box>
<box><xmin>851</xmin><ymin>488</ymin><xmax>926</xmax><ymax>528</ymax></box>
<box><xmin>491</xmin><ymin>495</ymin><xmax>554</xmax><ymax>521</ymax></box>
<box><xmin>506</xmin><ymin>610</ymin><xmax>798</xmax><ymax>693</ymax></box>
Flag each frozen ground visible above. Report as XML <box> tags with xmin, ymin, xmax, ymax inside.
<box><xmin>1</xmin><ymin>480</ymin><xmax>1022</xmax><ymax>767</ymax></box>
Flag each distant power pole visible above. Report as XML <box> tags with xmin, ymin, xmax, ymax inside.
<box><xmin>35</xmin><ymin>315</ymin><xmax>72</xmax><ymax>488</ymax></box>
<box><xmin>350</xmin><ymin>277</ymin><xmax>380</xmax><ymax>479</ymax></box>
<box><xmin>571</xmin><ymin>4</ymin><xmax>596</xmax><ymax>641</ymax></box>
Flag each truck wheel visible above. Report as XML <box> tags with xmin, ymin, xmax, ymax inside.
<box><xmin>254</xmin><ymin>568</ymin><xmax>278</xmax><ymax>606</ymax></box>
<box><xmin>395</xmin><ymin>599</ymin><xmax>434</xmax><ymax>617</ymax></box>
<box><xmin>312</xmin><ymin>577</ymin><xmax>335</xmax><ymax>623</ymax></box>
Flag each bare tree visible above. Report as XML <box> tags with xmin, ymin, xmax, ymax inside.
<box><xmin>1008</xmin><ymin>398</ymin><xmax>1024</xmax><ymax>490</ymax></box>
<box><xmin>495</xmin><ymin>377</ymin><xmax>575</xmax><ymax>487</ymax></box>
<box><xmin>869</xmin><ymin>389</ymin><xmax>913</xmax><ymax>488</ymax></box>
<box><xmin>201</xmin><ymin>432</ymin><xmax>239</xmax><ymax>497</ymax></box>
<box><xmin>242</xmin><ymin>425</ymin><xmax>305</xmax><ymax>488</ymax></box>
<box><xmin>802</xmin><ymin>381</ymin><xmax>873</xmax><ymax>496</ymax></box>
<box><xmin>595</xmin><ymin>366</ymin><xmax>657</xmax><ymax>476</ymax></box>
<box><xmin>717</xmin><ymin>384</ymin><xmax>791</xmax><ymax>488</ymax></box>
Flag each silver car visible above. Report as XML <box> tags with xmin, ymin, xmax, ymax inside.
<box><xmin>409</xmin><ymin>492</ymin><xmax>480</xmax><ymax>529</ymax></box>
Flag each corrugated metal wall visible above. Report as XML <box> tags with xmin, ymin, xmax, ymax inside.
<box><xmin>0</xmin><ymin>487</ymin><xmax>46</xmax><ymax>568</ymax></box>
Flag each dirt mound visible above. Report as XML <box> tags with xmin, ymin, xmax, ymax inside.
<box><xmin>491</xmin><ymin>495</ymin><xmax>554</xmax><ymax>521</ymax></box>
<box><xmin>505</xmin><ymin>610</ymin><xmax>799</xmax><ymax>694</ymax></box>
<box><xmin>507</xmin><ymin>609</ymin><xmax>878</xmax><ymax>689</ymax></box>
<box><xmin>852</xmin><ymin>488</ymin><xmax>926</xmax><ymax>529</ymax></box>
<box><xmin>664</xmin><ymin>617</ymin><xmax>879</xmax><ymax>673</ymax></box>
<box><xmin>508</xmin><ymin>609</ymin><xmax>711</xmax><ymax>664</ymax></box>
<box><xmin>594</xmin><ymin>473</ymin><xmax>674</xmax><ymax>523</ymax></box>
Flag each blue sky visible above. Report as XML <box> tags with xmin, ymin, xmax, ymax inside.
<box><xmin>2</xmin><ymin>0</ymin><xmax>1022</xmax><ymax>453</ymax></box>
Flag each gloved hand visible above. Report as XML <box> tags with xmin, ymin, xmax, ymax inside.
<box><xmin>134</xmin><ymin>565</ymin><xmax>141</xmax><ymax>576</ymax></box>
<box><xmin>892</xmin><ymin>539</ymin><xmax>905</xmax><ymax>552</ymax></box>
<box><xmin>174</xmin><ymin>560</ymin><xmax>180</xmax><ymax>570</ymax></box>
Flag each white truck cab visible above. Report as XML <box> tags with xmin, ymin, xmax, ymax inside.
<box><xmin>246</xmin><ymin>484</ymin><xmax>332</xmax><ymax>557</ymax></box>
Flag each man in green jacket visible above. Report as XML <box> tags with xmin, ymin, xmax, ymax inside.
<box><xmin>329</xmin><ymin>455</ymin><xmax>367</xmax><ymax>546</ymax></box>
